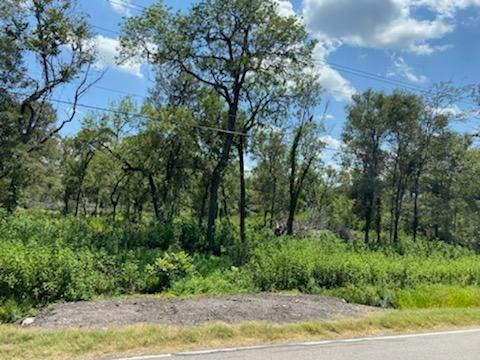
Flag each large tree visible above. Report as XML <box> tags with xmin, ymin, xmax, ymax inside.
<box><xmin>285</xmin><ymin>76</ymin><xmax>324</xmax><ymax>235</ymax></box>
<box><xmin>0</xmin><ymin>0</ymin><xmax>96</xmax><ymax>210</ymax></box>
<box><xmin>119</xmin><ymin>0</ymin><xmax>315</xmax><ymax>253</ymax></box>
<box><xmin>343</xmin><ymin>90</ymin><xmax>388</xmax><ymax>244</ymax></box>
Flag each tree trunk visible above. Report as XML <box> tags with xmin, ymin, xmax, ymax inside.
<box><xmin>392</xmin><ymin>180</ymin><xmax>405</xmax><ymax>245</ymax></box>
<box><xmin>375</xmin><ymin>196</ymin><xmax>382</xmax><ymax>243</ymax></box>
<box><xmin>206</xmin><ymin>103</ymin><xmax>238</xmax><ymax>254</ymax></box>
<box><xmin>269</xmin><ymin>176</ymin><xmax>277</xmax><ymax>229</ymax></box>
<box><xmin>6</xmin><ymin>170</ymin><xmax>20</xmax><ymax>213</ymax></box>
<box><xmin>287</xmin><ymin>130</ymin><xmax>300</xmax><ymax>236</ymax></box>
<box><xmin>412</xmin><ymin>175</ymin><xmax>420</xmax><ymax>241</ymax></box>
<box><xmin>286</xmin><ymin>192</ymin><xmax>298</xmax><ymax>235</ymax></box>
<box><xmin>237</xmin><ymin>138</ymin><xmax>246</xmax><ymax>246</ymax></box>
<box><xmin>206</xmin><ymin>164</ymin><xmax>228</xmax><ymax>255</ymax></box>
<box><xmin>148</xmin><ymin>173</ymin><xmax>161</xmax><ymax>223</ymax></box>
<box><xmin>112</xmin><ymin>201</ymin><xmax>117</xmax><ymax>221</ymax></box>
<box><xmin>364</xmin><ymin>193</ymin><xmax>373</xmax><ymax>244</ymax></box>
<box><xmin>63</xmin><ymin>189</ymin><xmax>70</xmax><ymax>215</ymax></box>
<box><xmin>198</xmin><ymin>180</ymin><xmax>209</xmax><ymax>226</ymax></box>
<box><xmin>74</xmin><ymin>189</ymin><xmax>81</xmax><ymax>216</ymax></box>
<box><xmin>221</xmin><ymin>183</ymin><xmax>229</xmax><ymax>219</ymax></box>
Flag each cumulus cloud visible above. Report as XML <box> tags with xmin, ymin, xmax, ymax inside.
<box><xmin>433</xmin><ymin>104</ymin><xmax>464</xmax><ymax>117</ymax></box>
<box><xmin>303</xmin><ymin>0</ymin><xmax>479</xmax><ymax>55</ymax></box>
<box><xmin>321</xmin><ymin>134</ymin><xmax>343</xmax><ymax>150</ymax></box>
<box><xmin>414</xmin><ymin>0</ymin><xmax>480</xmax><ymax>18</ymax></box>
<box><xmin>108</xmin><ymin>0</ymin><xmax>132</xmax><ymax>16</ymax></box>
<box><xmin>313</xmin><ymin>41</ymin><xmax>357</xmax><ymax>101</ymax></box>
<box><xmin>93</xmin><ymin>35</ymin><xmax>143</xmax><ymax>78</ymax></box>
<box><xmin>275</xmin><ymin>0</ymin><xmax>297</xmax><ymax>17</ymax></box>
<box><xmin>388</xmin><ymin>55</ymin><xmax>427</xmax><ymax>83</ymax></box>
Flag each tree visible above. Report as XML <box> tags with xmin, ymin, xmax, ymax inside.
<box><xmin>119</xmin><ymin>0</ymin><xmax>315</xmax><ymax>253</ymax></box>
<box><xmin>342</xmin><ymin>90</ymin><xmax>388</xmax><ymax>243</ymax></box>
<box><xmin>60</xmin><ymin>129</ymin><xmax>97</xmax><ymax>216</ymax></box>
<box><xmin>252</xmin><ymin>128</ymin><xmax>288</xmax><ymax>228</ymax></box>
<box><xmin>285</xmin><ymin>76</ymin><xmax>324</xmax><ymax>235</ymax></box>
<box><xmin>385</xmin><ymin>92</ymin><xmax>423</xmax><ymax>244</ymax></box>
<box><xmin>0</xmin><ymin>0</ymin><xmax>96</xmax><ymax>210</ymax></box>
<box><xmin>423</xmin><ymin>132</ymin><xmax>470</xmax><ymax>243</ymax></box>
<box><xmin>409</xmin><ymin>84</ymin><xmax>465</xmax><ymax>240</ymax></box>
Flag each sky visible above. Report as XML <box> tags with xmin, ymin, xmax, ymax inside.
<box><xmin>46</xmin><ymin>0</ymin><xmax>480</xmax><ymax>157</ymax></box>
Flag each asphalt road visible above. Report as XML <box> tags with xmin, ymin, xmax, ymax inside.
<box><xmin>114</xmin><ymin>329</ymin><xmax>480</xmax><ymax>360</ymax></box>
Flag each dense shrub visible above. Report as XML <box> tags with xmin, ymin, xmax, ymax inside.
<box><xmin>169</xmin><ymin>268</ymin><xmax>255</xmax><ymax>296</ymax></box>
<box><xmin>2</xmin><ymin>212</ymin><xmax>480</xmax><ymax>322</ymax></box>
<box><xmin>250</xmin><ymin>234</ymin><xmax>480</xmax><ymax>296</ymax></box>
<box><xmin>146</xmin><ymin>251</ymin><xmax>194</xmax><ymax>291</ymax></box>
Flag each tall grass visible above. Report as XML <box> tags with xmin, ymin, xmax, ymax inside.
<box><xmin>249</xmin><ymin>233</ymin><xmax>480</xmax><ymax>307</ymax></box>
<box><xmin>1</xmin><ymin>213</ymin><xmax>480</xmax><ymax>322</ymax></box>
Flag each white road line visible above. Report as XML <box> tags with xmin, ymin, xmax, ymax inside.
<box><xmin>112</xmin><ymin>328</ymin><xmax>480</xmax><ymax>359</ymax></box>
<box><xmin>113</xmin><ymin>355</ymin><xmax>172</xmax><ymax>360</ymax></box>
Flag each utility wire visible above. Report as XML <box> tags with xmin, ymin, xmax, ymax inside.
<box><xmin>89</xmin><ymin>23</ymin><xmax>429</xmax><ymax>96</ymax></box>
<box><xmin>328</xmin><ymin>62</ymin><xmax>426</xmax><ymax>92</ymax></box>
<box><xmin>107</xmin><ymin>0</ymin><xmax>147</xmax><ymax>12</ymax></box>
<box><xmin>11</xmin><ymin>91</ymin><xmax>249</xmax><ymax>137</ymax></box>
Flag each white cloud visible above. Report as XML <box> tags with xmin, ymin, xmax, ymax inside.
<box><xmin>302</xmin><ymin>0</ymin><xmax>479</xmax><ymax>55</ymax></box>
<box><xmin>93</xmin><ymin>35</ymin><xmax>143</xmax><ymax>78</ymax></box>
<box><xmin>313</xmin><ymin>41</ymin><xmax>356</xmax><ymax>101</ymax></box>
<box><xmin>388</xmin><ymin>55</ymin><xmax>427</xmax><ymax>83</ymax></box>
<box><xmin>320</xmin><ymin>135</ymin><xmax>342</xmax><ymax>150</ymax></box>
<box><xmin>275</xmin><ymin>0</ymin><xmax>297</xmax><ymax>17</ymax></box>
<box><xmin>414</xmin><ymin>0</ymin><xmax>480</xmax><ymax>18</ymax></box>
<box><xmin>434</xmin><ymin>104</ymin><xmax>464</xmax><ymax>117</ymax></box>
<box><xmin>108</xmin><ymin>0</ymin><xmax>132</xmax><ymax>16</ymax></box>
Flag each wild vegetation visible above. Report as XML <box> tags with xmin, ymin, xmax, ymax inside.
<box><xmin>1</xmin><ymin>0</ymin><xmax>480</xmax><ymax>324</ymax></box>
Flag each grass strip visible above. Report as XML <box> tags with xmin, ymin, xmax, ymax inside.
<box><xmin>1</xmin><ymin>308</ymin><xmax>480</xmax><ymax>360</ymax></box>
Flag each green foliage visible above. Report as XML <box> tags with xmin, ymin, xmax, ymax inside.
<box><xmin>0</xmin><ymin>300</ymin><xmax>26</xmax><ymax>323</ymax></box>
<box><xmin>169</xmin><ymin>268</ymin><xmax>255</xmax><ymax>296</ymax></box>
<box><xmin>146</xmin><ymin>252</ymin><xmax>194</xmax><ymax>291</ymax></box>
<box><xmin>249</xmin><ymin>234</ymin><xmax>480</xmax><ymax>305</ymax></box>
<box><xmin>1</xmin><ymin>212</ymin><xmax>480</xmax><ymax>323</ymax></box>
<box><xmin>324</xmin><ymin>285</ymin><xmax>397</xmax><ymax>308</ymax></box>
<box><xmin>394</xmin><ymin>285</ymin><xmax>480</xmax><ymax>309</ymax></box>
<box><xmin>0</xmin><ymin>239</ymin><xmax>112</xmax><ymax>306</ymax></box>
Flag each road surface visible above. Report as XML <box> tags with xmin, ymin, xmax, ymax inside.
<box><xmin>113</xmin><ymin>329</ymin><xmax>480</xmax><ymax>360</ymax></box>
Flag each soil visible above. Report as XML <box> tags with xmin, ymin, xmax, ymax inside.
<box><xmin>27</xmin><ymin>293</ymin><xmax>382</xmax><ymax>330</ymax></box>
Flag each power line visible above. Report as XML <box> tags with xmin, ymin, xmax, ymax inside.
<box><xmin>328</xmin><ymin>62</ymin><xmax>426</xmax><ymax>92</ymax></box>
<box><xmin>107</xmin><ymin>0</ymin><xmax>147</xmax><ymax>12</ymax></box>
<box><xmin>91</xmin><ymin>25</ymin><xmax>119</xmax><ymax>36</ymax></box>
<box><xmin>26</xmin><ymin>70</ymin><xmax>145</xmax><ymax>99</ymax></box>
<box><xmin>88</xmin><ymin>22</ymin><xmax>429</xmax><ymax>96</ymax></box>
<box><xmin>11</xmin><ymin>91</ymin><xmax>249</xmax><ymax>137</ymax></box>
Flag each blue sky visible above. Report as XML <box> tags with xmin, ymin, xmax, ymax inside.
<box><xmin>49</xmin><ymin>0</ymin><xmax>480</xmax><ymax>153</ymax></box>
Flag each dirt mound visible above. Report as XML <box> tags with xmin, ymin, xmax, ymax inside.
<box><xmin>28</xmin><ymin>293</ymin><xmax>382</xmax><ymax>329</ymax></box>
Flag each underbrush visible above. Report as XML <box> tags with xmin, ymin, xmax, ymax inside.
<box><xmin>1</xmin><ymin>213</ymin><xmax>480</xmax><ymax>323</ymax></box>
<box><xmin>249</xmin><ymin>233</ymin><xmax>480</xmax><ymax>307</ymax></box>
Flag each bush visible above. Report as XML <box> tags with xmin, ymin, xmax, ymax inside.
<box><xmin>146</xmin><ymin>251</ymin><xmax>194</xmax><ymax>291</ymax></box>
<box><xmin>0</xmin><ymin>299</ymin><xmax>28</xmax><ymax>323</ymax></box>
<box><xmin>2</xmin><ymin>211</ymin><xmax>480</xmax><ymax>323</ymax></box>
<box><xmin>249</xmin><ymin>235</ymin><xmax>480</xmax><ymax>297</ymax></box>
<box><xmin>169</xmin><ymin>268</ymin><xmax>255</xmax><ymax>296</ymax></box>
<box><xmin>0</xmin><ymin>240</ymin><xmax>113</xmax><ymax>306</ymax></box>
<box><xmin>322</xmin><ymin>285</ymin><xmax>397</xmax><ymax>308</ymax></box>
